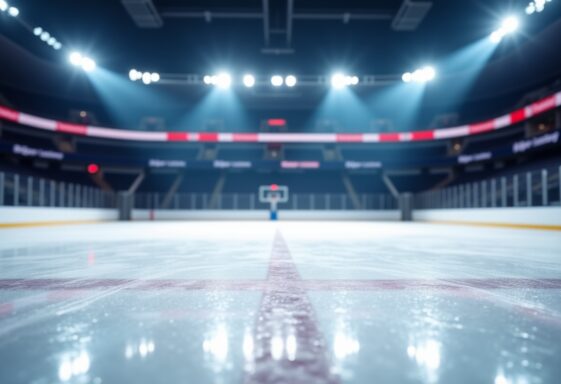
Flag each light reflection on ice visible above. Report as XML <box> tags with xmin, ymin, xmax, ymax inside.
<box><xmin>271</xmin><ymin>335</ymin><xmax>284</xmax><ymax>360</ymax></box>
<box><xmin>58</xmin><ymin>351</ymin><xmax>90</xmax><ymax>382</ymax></box>
<box><xmin>203</xmin><ymin>325</ymin><xmax>229</xmax><ymax>364</ymax></box>
<box><xmin>494</xmin><ymin>369</ymin><xmax>532</xmax><ymax>384</ymax></box>
<box><xmin>124</xmin><ymin>339</ymin><xmax>156</xmax><ymax>359</ymax></box>
<box><xmin>242</xmin><ymin>330</ymin><xmax>254</xmax><ymax>361</ymax></box>
<box><xmin>285</xmin><ymin>334</ymin><xmax>297</xmax><ymax>361</ymax></box>
<box><xmin>333</xmin><ymin>332</ymin><xmax>360</xmax><ymax>360</ymax></box>
<box><xmin>407</xmin><ymin>338</ymin><xmax>441</xmax><ymax>382</ymax></box>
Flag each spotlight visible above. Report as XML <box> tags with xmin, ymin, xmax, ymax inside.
<box><xmin>422</xmin><ymin>66</ymin><xmax>436</xmax><ymax>81</ymax></box>
<box><xmin>53</xmin><ymin>42</ymin><xmax>62</xmax><ymax>50</ymax></box>
<box><xmin>33</xmin><ymin>27</ymin><xmax>43</xmax><ymax>36</ymax></box>
<box><xmin>490</xmin><ymin>16</ymin><xmax>520</xmax><ymax>44</ymax></box>
<box><xmin>69</xmin><ymin>52</ymin><xmax>96</xmax><ymax>72</ymax></box>
<box><xmin>331</xmin><ymin>73</ymin><xmax>358</xmax><ymax>88</ymax></box>
<box><xmin>7</xmin><ymin>6</ymin><xmax>18</xmax><ymax>17</ymax></box>
<box><xmin>331</xmin><ymin>73</ymin><xmax>346</xmax><ymax>89</ymax></box>
<box><xmin>47</xmin><ymin>37</ymin><xmax>56</xmax><ymax>46</ymax></box>
<box><xmin>40</xmin><ymin>32</ymin><xmax>50</xmax><ymax>42</ymax></box>
<box><xmin>69</xmin><ymin>52</ymin><xmax>83</xmax><ymax>66</ymax></box>
<box><xmin>489</xmin><ymin>30</ymin><xmax>504</xmax><ymax>44</ymax></box>
<box><xmin>243</xmin><ymin>74</ymin><xmax>256</xmax><ymax>88</ymax></box>
<box><xmin>215</xmin><ymin>73</ymin><xmax>232</xmax><ymax>89</ymax></box>
<box><xmin>150</xmin><ymin>72</ymin><xmax>160</xmax><ymax>82</ymax></box>
<box><xmin>526</xmin><ymin>0</ymin><xmax>553</xmax><ymax>14</ymax></box>
<box><xmin>502</xmin><ymin>16</ymin><xmax>519</xmax><ymax>33</ymax></box>
<box><xmin>271</xmin><ymin>75</ymin><xmax>284</xmax><ymax>87</ymax></box>
<box><xmin>129</xmin><ymin>69</ymin><xmax>140</xmax><ymax>81</ymax></box>
<box><xmin>203</xmin><ymin>75</ymin><xmax>213</xmax><ymax>85</ymax></box>
<box><xmin>402</xmin><ymin>66</ymin><xmax>436</xmax><ymax>83</ymax></box>
<box><xmin>142</xmin><ymin>72</ymin><xmax>152</xmax><ymax>85</ymax></box>
<box><xmin>285</xmin><ymin>75</ymin><xmax>297</xmax><ymax>87</ymax></box>
<box><xmin>81</xmin><ymin>57</ymin><xmax>96</xmax><ymax>72</ymax></box>
<box><xmin>0</xmin><ymin>1</ymin><xmax>7</xmax><ymax>12</ymax></box>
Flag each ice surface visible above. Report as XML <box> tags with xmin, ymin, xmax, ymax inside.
<box><xmin>0</xmin><ymin>221</ymin><xmax>560</xmax><ymax>383</ymax></box>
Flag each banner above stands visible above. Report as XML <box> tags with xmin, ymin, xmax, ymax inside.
<box><xmin>1</xmin><ymin>91</ymin><xmax>560</xmax><ymax>144</ymax></box>
<box><xmin>1</xmin><ymin>130</ymin><xmax>559</xmax><ymax>171</ymax></box>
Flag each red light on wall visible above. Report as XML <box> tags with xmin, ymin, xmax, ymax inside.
<box><xmin>87</xmin><ymin>163</ymin><xmax>100</xmax><ymax>175</ymax></box>
<box><xmin>270</xmin><ymin>184</ymin><xmax>279</xmax><ymax>191</ymax></box>
<box><xmin>267</xmin><ymin>119</ymin><xmax>286</xmax><ymax>127</ymax></box>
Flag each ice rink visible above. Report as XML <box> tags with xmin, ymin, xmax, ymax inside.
<box><xmin>1</xmin><ymin>221</ymin><xmax>561</xmax><ymax>384</ymax></box>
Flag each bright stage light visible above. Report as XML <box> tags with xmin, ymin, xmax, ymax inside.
<box><xmin>150</xmin><ymin>72</ymin><xmax>160</xmax><ymax>82</ymax></box>
<box><xmin>243</xmin><ymin>74</ymin><xmax>255</xmax><ymax>88</ymax></box>
<box><xmin>129</xmin><ymin>69</ymin><xmax>141</xmax><ymax>81</ymax></box>
<box><xmin>142</xmin><ymin>72</ymin><xmax>152</xmax><ymax>85</ymax></box>
<box><xmin>285</xmin><ymin>75</ymin><xmax>297</xmax><ymax>87</ymax></box>
<box><xmin>490</xmin><ymin>16</ymin><xmax>520</xmax><ymax>44</ymax></box>
<box><xmin>0</xmin><ymin>1</ymin><xmax>7</xmax><ymax>12</ymax></box>
<box><xmin>7</xmin><ymin>6</ymin><xmax>18</xmax><ymax>17</ymax></box>
<box><xmin>331</xmin><ymin>73</ymin><xmax>358</xmax><ymax>89</ymax></box>
<box><xmin>502</xmin><ymin>16</ymin><xmax>519</xmax><ymax>33</ymax></box>
<box><xmin>422</xmin><ymin>66</ymin><xmax>436</xmax><ymax>81</ymax></box>
<box><xmin>69</xmin><ymin>52</ymin><xmax>83</xmax><ymax>66</ymax></box>
<box><xmin>40</xmin><ymin>32</ymin><xmax>50</xmax><ymax>41</ymax></box>
<box><xmin>203</xmin><ymin>75</ymin><xmax>213</xmax><ymax>85</ymax></box>
<box><xmin>69</xmin><ymin>52</ymin><xmax>96</xmax><ymax>72</ymax></box>
<box><xmin>81</xmin><ymin>57</ymin><xmax>96</xmax><ymax>72</ymax></box>
<box><xmin>271</xmin><ymin>75</ymin><xmax>284</xmax><ymax>87</ymax></box>
<box><xmin>215</xmin><ymin>73</ymin><xmax>232</xmax><ymax>89</ymax></box>
<box><xmin>331</xmin><ymin>73</ymin><xmax>346</xmax><ymax>89</ymax></box>
<box><xmin>33</xmin><ymin>27</ymin><xmax>43</xmax><ymax>36</ymax></box>
<box><xmin>402</xmin><ymin>66</ymin><xmax>436</xmax><ymax>83</ymax></box>
<box><xmin>53</xmin><ymin>42</ymin><xmax>62</xmax><ymax>50</ymax></box>
<box><xmin>489</xmin><ymin>30</ymin><xmax>504</xmax><ymax>43</ymax></box>
<box><xmin>526</xmin><ymin>0</ymin><xmax>552</xmax><ymax>15</ymax></box>
<box><xmin>47</xmin><ymin>37</ymin><xmax>56</xmax><ymax>46</ymax></box>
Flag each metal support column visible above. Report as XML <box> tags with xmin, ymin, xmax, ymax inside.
<box><xmin>501</xmin><ymin>177</ymin><xmax>507</xmax><ymax>207</ymax></box>
<box><xmin>541</xmin><ymin>169</ymin><xmax>548</xmax><ymax>206</ymax></box>
<box><xmin>39</xmin><ymin>179</ymin><xmax>45</xmax><ymax>206</ymax></box>
<box><xmin>27</xmin><ymin>177</ymin><xmax>33</xmax><ymax>206</ymax></box>
<box><xmin>526</xmin><ymin>172</ymin><xmax>532</xmax><ymax>207</ymax></box>
<box><xmin>14</xmin><ymin>174</ymin><xmax>19</xmax><ymax>206</ymax></box>
<box><xmin>59</xmin><ymin>183</ymin><xmax>65</xmax><ymax>207</ymax></box>
<box><xmin>0</xmin><ymin>172</ymin><xmax>4</xmax><ymax>206</ymax></box>
<box><xmin>491</xmin><ymin>179</ymin><xmax>497</xmax><ymax>207</ymax></box>
<box><xmin>513</xmin><ymin>176</ymin><xmax>519</xmax><ymax>207</ymax></box>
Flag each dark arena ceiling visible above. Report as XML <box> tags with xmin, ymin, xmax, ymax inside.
<box><xmin>1</xmin><ymin>0</ymin><xmax>561</xmax><ymax>130</ymax></box>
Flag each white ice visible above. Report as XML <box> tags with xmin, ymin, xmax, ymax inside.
<box><xmin>0</xmin><ymin>221</ymin><xmax>560</xmax><ymax>384</ymax></box>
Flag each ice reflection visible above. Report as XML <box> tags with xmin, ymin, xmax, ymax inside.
<box><xmin>407</xmin><ymin>338</ymin><xmax>441</xmax><ymax>382</ymax></box>
<box><xmin>125</xmin><ymin>339</ymin><xmax>155</xmax><ymax>359</ymax></box>
<box><xmin>494</xmin><ymin>369</ymin><xmax>531</xmax><ymax>384</ymax></box>
<box><xmin>271</xmin><ymin>335</ymin><xmax>284</xmax><ymax>360</ymax></box>
<box><xmin>331</xmin><ymin>320</ymin><xmax>361</xmax><ymax>379</ymax></box>
<box><xmin>266</xmin><ymin>331</ymin><xmax>300</xmax><ymax>362</ymax></box>
<box><xmin>242</xmin><ymin>329</ymin><xmax>254</xmax><ymax>361</ymax></box>
<box><xmin>285</xmin><ymin>334</ymin><xmax>297</xmax><ymax>361</ymax></box>
<box><xmin>333</xmin><ymin>332</ymin><xmax>360</xmax><ymax>360</ymax></box>
<box><xmin>202</xmin><ymin>324</ymin><xmax>229</xmax><ymax>364</ymax></box>
<box><xmin>58</xmin><ymin>351</ymin><xmax>90</xmax><ymax>382</ymax></box>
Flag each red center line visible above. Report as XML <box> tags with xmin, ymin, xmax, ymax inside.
<box><xmin>243</xmin><ymin>230</ymin><xmax>340</xmax><ymax>384</ymax></box>
<box><xmin>0</xmin><ymin>278</ymin><xmax>560</xmax><ymax>291</ymax></box>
